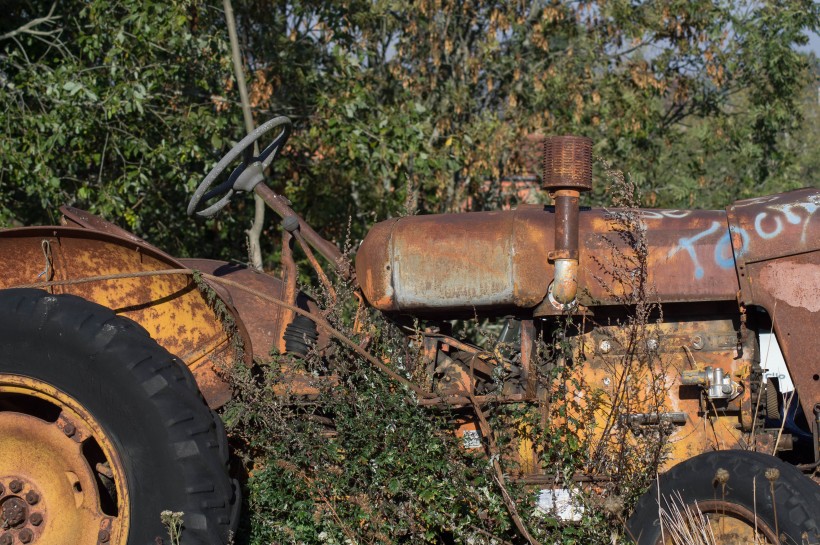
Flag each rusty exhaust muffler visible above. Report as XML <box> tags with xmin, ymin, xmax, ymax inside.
<box><xmin>543</xmin><ymin>136</ymin><xmax>593</xmax><ymax>305</ymax></box>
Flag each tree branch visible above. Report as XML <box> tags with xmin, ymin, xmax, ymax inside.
<box><xmin>0</xmin><ymin>2</ymin><xmax>61</xmax><ymax>42</ymax></box>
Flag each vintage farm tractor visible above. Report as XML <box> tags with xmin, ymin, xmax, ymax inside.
<box><xmin>0</xmin><ymin>116</ymin><xmax>817</xmax><ymax>544</ymax></box>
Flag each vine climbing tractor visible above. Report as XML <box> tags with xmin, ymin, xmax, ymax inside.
<box><xmin>0</xmin><ymin>117</ymin><xmax>817</xmax><ymax>544</ymax></box>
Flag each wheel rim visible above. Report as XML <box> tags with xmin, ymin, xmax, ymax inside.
<box><xmin>698</xmin><ymin>500</ymin><xmax>778</xmax><ymax>545</ymax></box>
<box><xmin>0</xmin><ymin>375</ymin><xmax>129</xmax><ymax>545</ymax></box>
<box><xmin>659</xmin><ymin>499</ymin><xmax>778</xmax><ymax>545</ymax></box>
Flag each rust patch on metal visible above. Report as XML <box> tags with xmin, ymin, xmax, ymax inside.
<box><xmin>183</xmin><ymin>258</ymin><xmax>329</xmax><ymax>358</ymax></box>
<box><xmin>758</xmin><ymin>262</ymin><xmax>820</xmax><ymax>312</ymax></box>
<box><xmin>357</xmin><ymin>209</ymin><xmax>552</xmax><ymax>314</ymax></box>
<box><xmin>355</xmin><ymin>219</ymin><xmax>398</xmax><ymax>310</ymax></box>
<box><xmin>0</xmin><ymin>227</ymin><xmax>238</xmax><ymax>408</ymax></box>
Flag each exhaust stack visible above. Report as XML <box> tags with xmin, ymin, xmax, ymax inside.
<box><xmin>542</xmin><ymin>136</ymin><xmax>593</xmax><ymax>305</ymax></box>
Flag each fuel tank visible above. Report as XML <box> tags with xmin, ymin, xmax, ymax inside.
<box><xmin>356</xmin><ymin>205</ymin><xmax>743</xmax><ymax>315</ymax></box>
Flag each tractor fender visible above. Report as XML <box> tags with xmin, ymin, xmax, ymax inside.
<box><xmin>0</xmin><ymin>221</ymin><xmax>246</xmax><ymax>409</ymax></box>
<box><xmin>60</xmin><ymin>207</ymin><xmax>329</xmax><ymax>397</ymax></box>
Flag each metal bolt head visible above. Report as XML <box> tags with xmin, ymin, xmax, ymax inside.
<box><xmin>24</xmin><ymin>491</ymin><xmax>38</xmax><ymax>506</ymax></box>
<box><xmin>692</xmin><ymin>335</ymin><xmax>704</xmax><ymax>350</ymax></box>
<box><xmin>646</xmin><ymin>339</ymin><xmax>659</xmax><ymax>352</ymax></box>
<box><xmin>29</xmin><ymin>513</ymin><xmax>43</xmax><ymax>526</ymax></box>
<box><xmin>98</xmin><ymin>529</ymin><xmax>111</xmax><ymax>543</ymax></box>
<box><xmin>599</xmin><ymin>340</ymin><xmax>612</xmax><ymax>354</ymax></box>
<box><xmin>1</xmin><ymin>498</ymin><xmax>26</xmax><ymax>528</ymax></box>
<box><xmin>0</xmin><ymin>533</ymin><xmax>12</xmax><ymax>545</ymax></box>
<box><xmin>18</xmin><ymin>529</ymin><xmax>32</xmax><ymax>544</ymax></box>
<box><xmin>8</xmin><ymin>481</ymin><xmax>22</xmax><ymax>494</ymax></box>
<box><xmin>63</xmin><ymin>423</ymin><xmax>76</xmax><ymax>437</ymax></box>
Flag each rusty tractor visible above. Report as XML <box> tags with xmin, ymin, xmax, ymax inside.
<box><xmin>0</xmin><ymin>116</ymin><xmax>817</xmax><ymax>544</ymax></box>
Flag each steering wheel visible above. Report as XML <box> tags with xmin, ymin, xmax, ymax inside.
<box><xmin>187</xmin><ymin>116</ymin><xmax>292</xmax><ymax>218</ymax></box>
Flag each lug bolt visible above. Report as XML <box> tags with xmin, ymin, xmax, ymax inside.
<box><xmin>98</xmin><ymin>529</ymin><xmax>110</xmax><ymax>543</ymax></box>
<box><xmin>63</xmin><ymin>423</ymin><xmax>76</xmax><ymax>437</ymax></box>
<box><xmin>1</xmin><ymin>498</ymin><xmax>26</xmax><ymax>527</ymax></box>
<box><xmin>24</xmin><ymin>491</ymin><xmax>38</xmax><ymax>506</ymax></box>
<box><xmin>29</xmin><ymin>513</ymin><xmax>43</xmax><ymax>526</ymax></box>
<box><xmin>599</xmin><ymin>340</ymin><xmax>612</xmax><ymax>354</ymax></box>
<box><xmin>8</xmin><ymin>481</ymin><xmax>22</xmax><ymax>494</ymax></box>
<box><xmin>0</xmin><ymin>533</ymin><xmax>12</xmax><ymax>545</ymax></box>
<box><xmin>18</xmin><ymin>530</ymin><xmax>32</xmax><ymax>544</ymax></box>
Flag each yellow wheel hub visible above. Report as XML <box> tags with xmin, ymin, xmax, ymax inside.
<box><xmin>0</xmin><ymin>376</ymin><xmax>129</xmax><ymax>545</ymax></box>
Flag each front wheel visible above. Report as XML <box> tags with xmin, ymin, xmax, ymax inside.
<box><xmin>0</xmin><ymin>289</ymin><xmax>239</xmax><ymax>544</ymax></box>
<box><xmin>626</xmin><ymin>450</ymin><xmax>820</xmax><ymax>544</ymax></box>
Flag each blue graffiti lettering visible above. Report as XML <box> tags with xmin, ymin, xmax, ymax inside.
<box><xmin>765</xmin><ymin>200</ymin><xmax>818</xmax><ymax>243</ymax></box>
<box><xmin>754</xmin><ymin>212</ymin><xmax>783</xmax><ymax>239</ymax></box>
<box><xmin>668</xmin><ymin>221</ymin><xmax>722</xmax><ymax>280</ymax></box>
<box><xmin>715</xmin><ymin>226</ymin><xmax>748</xmax><ymax>269</ymax></box>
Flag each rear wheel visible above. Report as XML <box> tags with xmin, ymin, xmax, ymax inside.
<box><xmin>626</xmin><ymin>450</ymin><xmax>820</xmax><ymax>544</ymax></box>
<box><xmin>0</xmin><ymin>289</ymin><xmax>239</xmax><ymax>544</ymax></box>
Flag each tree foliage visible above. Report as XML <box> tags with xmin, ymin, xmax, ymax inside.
<box><xmin>1</xmin><ymin>0</ymin><xmax>817</xmax><ymax>263</ymax></box>
<box><xmin>0</xmin><ymin>0</ymin><xmax>245</xmax><ymax>257</ymax></box>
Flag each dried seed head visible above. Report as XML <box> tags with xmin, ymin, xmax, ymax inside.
<box><xmin>714</xmin><ymin>468</ymin><xmax>730</xmax><ymax>485</ymax></box>
<box><xmin>765</xmin><ymin>468</ymin><xmax>780</xmax><ymax>483</ymax></box>
<box><xmin>603</xmin><ymin>495</ymin><xmax>624</xmax><ymax>517</ymax></box>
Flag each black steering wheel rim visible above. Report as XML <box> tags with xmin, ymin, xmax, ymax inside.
<box><xmin>187</xmin><ymin>116</ymin><xmax>292</xmax><ymax>218</ymax></box>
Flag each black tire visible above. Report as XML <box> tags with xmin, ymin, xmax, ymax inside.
<box><xmin>0</xmin><ymin>289</ymin><xmax>239</xmax><ymax>544</ymax></box>
<box><xmin>627</xmin><ymin>450</ymin><xmax>820</xmax><ymax>544</ymax></box>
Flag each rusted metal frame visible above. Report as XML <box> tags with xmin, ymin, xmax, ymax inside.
<box><xmin>423</xmin><ymin>325</ymin><xmax>538</xmax><ymax>402</ymax></box>
<box><xmin>276</xmin><ymin>230</ymin><xmax>297</xmax><ymax>353</ymax></box>
<box><xmin>358</xmin><ymin>208</ymin><xmax>745</xmax><ymax>315</ymax></box>
<box><xmin>725</xmin><ymin>205</ymin><xmax>751</xmax><ymax>306</ymax></box>
<box><xmin>421</xmin><ymin>332</ymin><xmax>481</xmax><ymax>356</ymax></box>
<box><xmin>7</xmin><ymin>268</ymin><xmax>193</xmax><ymax>290</ymax></box>
<box><xmin>291</xmin><ymin>228</ymin><xmax>337</xmax><ymax>303</ymax></box>
<box><xmin>253</xmin><ymin>184</ymin><xmax>348</xmax><ymax>278</ymax></box>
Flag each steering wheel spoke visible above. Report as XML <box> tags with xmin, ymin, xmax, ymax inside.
<box><xmin>188</xmin><ymin>116</ymin><xmax>292</xmax><ymax>218</ymax></box>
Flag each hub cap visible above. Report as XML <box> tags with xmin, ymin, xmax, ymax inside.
<box><xmin>0</xmin><ymin>375</ymin><xmax>129</xmax><ymax>544</ymax></box>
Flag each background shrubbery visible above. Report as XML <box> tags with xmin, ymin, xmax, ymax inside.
<box><xmin>2</xmin><ymin>0</ymin><xmax>819</xmax><ymax>264</ymax></box>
